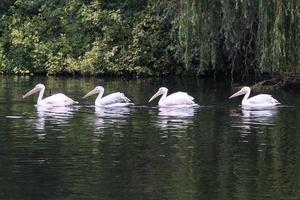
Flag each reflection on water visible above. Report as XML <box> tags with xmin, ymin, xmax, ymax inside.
<box><xmin>152</xmin><ymin>107</ymin><xmax>196</xmax><ymax>130</ymax></box>
<box><xmin>35</xmin><ymin>105</ymin><xmax>76</xmax><ymax>131</ymax></box>
<box><xmin>241</xmin><ymin>107</ymin><xmax>278</xmax><ymax>124</ymax></box>
<box><xmin>95</xmin><ymin>106</ymin><xmax>131</xmax><ymax>118</ymax></box>
<box><xmin>93</xmin><ymin>106</ymin><xmax>132</xmax><ymax>129</ymax></box>
<box><xmin>230</xmin><ymin>107</ymin><xmax>278</xmax><ymax>131</ymax></box>
<box><xmin>158</xmin><ymin>107</ymin><xmax>196</xmax><ymax>117</ymax></box>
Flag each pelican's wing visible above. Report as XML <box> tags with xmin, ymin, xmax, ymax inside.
<box><xmin>42</xmin><ymin>93</ymin><xmax>77</xmax><ymax>106</ymax></box>
<box><xmin>163</xmin><ymin>92</ymin><xmax>195</xmax><ymax>106</ymax></box>
<box><xmin>98</xmin><ymin>92</ymin><xmax>131</xmax><ymax>105</ymax></box>
<box><xmin>247</xmin><ymin>94</ymin><xmax>280</xmax><ymax>105</ymax></box>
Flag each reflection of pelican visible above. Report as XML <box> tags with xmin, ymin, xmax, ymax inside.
<box><xmin>158</xmin><ymin>107</ymin><xmax>195</xmax><ymax>117</ymax></box>
<box><xmin>95</xmin><ymin>106</ymin><xmax>131</xmax><ymax>118</ymax></box>
<box><xmin>36</xmin><ymin>106</ymin><xmax>75</xmax><ymax>130</ymax></box>
<box><xmin>229</xmin><ymin>86</ymin><xmax>280</xmax><ymax>108</ymax></box>
<box><xmin>23</xmin><ymin>84</ymin><xmax>77</xmax><ymax>106</ymax></box>
<box><xmin>93</xmin><ymin>106</ymin><xmax>131</xmax><ymax>129</ymax></box>
<box><xmin>241</xmin><ymin>108</ymin><xmax>278</xmax><ymax>124</ymax></box>
<box><xmin>230</xmin><ymin>107</ymin><xmax>278</xmax><ymax>132</ymax></box>
<box><xmin>83</xmin><ymin>86</ymin><xmax>133</xmax><ymax>107</ymax></box>
<box><xmin>149</xmin><ymin>87</ymin><xmax>198</xmax><ymax>107</ymax></box>
<box><xmin>153</xmin><ymin>107</ymin><xmax>196</xmax><ymax>130</ymax></box>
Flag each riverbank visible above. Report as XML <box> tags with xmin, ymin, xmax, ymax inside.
<box><xmin>252</xmin><ymin>76</ymin><xmax>300</xmax><ymax>91</ymax></box>
<box><xmin>2</xmin><ymin>70</ymin><xmax>300</xmax><ymax>91</ymax></box>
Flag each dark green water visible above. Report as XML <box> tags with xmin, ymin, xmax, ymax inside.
<box><xmin>0</xmin><ymin>75</ymin><xmax>300</xmax><ymax>200</ymax></box>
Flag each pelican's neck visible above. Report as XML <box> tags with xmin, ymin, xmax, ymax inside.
<box><xmin>158</xmin><ymin>90</ymin><xmax>168</xmax><ymax>105</ymax></box>
<box><xmin>95</xmin><ymin>89</ymin><xmax>104</xmax><ymax>104</ymax></box>
<box><xmin>37</xmin><ymin>87</ymin><xmax>45</xmax><ymax>105</ymax></box>
<box><xmin>242</xmin><ymin>89</ymin><xmax>251</xmax><ymax>104</ymax></box>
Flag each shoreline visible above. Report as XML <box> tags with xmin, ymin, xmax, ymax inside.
<box><xmin>1</xmin><ymin>72</ymin><xmax>300</xmax><ymax>90</ymax></box>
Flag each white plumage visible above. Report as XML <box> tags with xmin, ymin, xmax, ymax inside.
<box><xmin>83</xmin><ymin>86</ymin><xmax>133</xmax><ymax>107</ymax></box>
<box><xmin>149</xmin><ymin>87</ymin><xmax>197</xmax><ymax>107</ymax></box>
<box><xmin>229</xmin><ymin>86</ymin><xmax>280</xmax><ymax>108</ymax></box>
<box><xmin>23</xmin><ymin>84</ymin><xmax>77</xmax><ymax>106</ymax></box>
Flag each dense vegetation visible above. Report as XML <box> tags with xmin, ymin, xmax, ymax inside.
<box><xmin>0</xmin><ymin>0</ymin><xmax>299</xmax><ymax>78</ymax></box>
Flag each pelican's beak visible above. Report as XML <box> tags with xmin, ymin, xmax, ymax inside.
<box><xmin>149</xmin><ymin>90</ymin><xmax>162</xmax><ymax>102</ymax></box>
<box><xmin>23</xmin><ymin>87</ymin><xmax>39</xmax><ymax>98</ymax></box>
<box><xmin>83</xmin><ymin>88</ymin><xmax>98</xmax><ymax>99</ymax></box>
<box><xmin>229</xmin><ymin>89</ymin><xmax>244</xmax><ymax>99</ymax></box>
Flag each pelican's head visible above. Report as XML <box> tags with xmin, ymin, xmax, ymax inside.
<box><xmin>83</xmin><ymin>86</ymin><xmax>104</xmax><ymax>98</ymax></box>
<box><xmin>149</xmin><ymin>87</ymin><xmax>168</xmax><ymax>102</ymax></box>
<box><xmin>23</xmin><ymin>84</ymin><xmax>45</xmax><ymax>98</ymax></box>
<box><xmin>229</xmin><ymin>86</ymin><xmax>251</xmax><ymax>99</ymax></box>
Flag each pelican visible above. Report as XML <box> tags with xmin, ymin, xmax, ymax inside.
<box><xmin>23</xmin><ymin>83</ymin><xmax>78</xmax><ymax>106</ymax></box>
<box><xmin>149</xmin><ymin>87</ymin><xmax>198</xmax><ymax>107</ymax></box>
<box><xmin>229</xmin><ymin>86</ymin><xmax>280</xmax><ymax>107</ymax></box>
<box><xmin>83</xmin><ymin>86</ymin><xmax>134</xmax><ymax>107</ymax></box>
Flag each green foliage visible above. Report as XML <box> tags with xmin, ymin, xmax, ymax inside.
<box><xmin>0</xmin><ymin>0</ymin><xmax>298</xmax><ymax>77</ymax></box>
<box><xmin>0</xmin><ymin>42</ymin><xmax>7</xmax><ymax>72</ymax></box>
<box><xmin>257</xmin><ymin>0</ymin><xmax>300</xmax><ymax>78</ymax></box>
<box><xmin>179</xmin><ymin>0</ymin><xmax>299</xmax><ymax>78</ymax></box>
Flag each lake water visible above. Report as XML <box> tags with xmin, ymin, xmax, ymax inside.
<box><xmin>0</xmin><ymin>75</ymin><xmax>300</xmax><ymax>200</ymax></box>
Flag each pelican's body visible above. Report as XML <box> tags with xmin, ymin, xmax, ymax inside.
<box><xmin>229</xmin><ymin>86</ymin><xmax>280</xmax><ymax>108</ymax></box>
<box><xmin>83</xmin><ymin>86</ymin><xmax>133</xmax><ymax>107</ymax></box>
<box><xmin>149</xmin><ymin>87</ymin><xmax>197</xmax><ymax>107</ymax></box>
<box><xmin>23</xmin><ymin>84</ymin><xmax>77</xmax><ymax>106</ymax></box>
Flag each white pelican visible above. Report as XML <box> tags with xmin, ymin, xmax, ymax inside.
<box><xmin>229</xmin><ymin>86</ymin><xmax>280</xmax><ymax>108</ymax></box>
<box><xmin>149</xmin><ymin>87</ymin><xmax>198</xmax><ymax>107</ymax></box>
<box><xmin>83</xmin><ymin>86</ymin><xmax>133</xmax><ymax>107</ymax></box>
<box><xmin>23</xmin><ymin>83</ymin><xmax>78</xmax><ymax>106</ymax></box>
